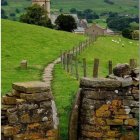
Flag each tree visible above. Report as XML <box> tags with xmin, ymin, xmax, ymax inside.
<box><xmin>132</xmin><ymin>30</ymin><xmax>139</xmax><ymax>40</ymax></box>
<box><xmin>130</xmin><ymin>22</ymin><xmax>139</xmax><ymax>30</ymax></box>
<box><xmin>10</xmin><ymin>13</ymin><xmax>16</xmax><ymax>17</ymax></box>
<box><xmin>122</xmin><ymin>28</ymin><xmax>133</xmax><ymax>39</ymax></box>
<box><xmin>20</xmin><ymin>4</ymin><xmax>53</xmax><ymax>28</ymax></box>
<box><xmin>15</xmin><ymin>8</ymin><xmax>20</xmax><ymax>13</ymax></box>
<box><xmin>104</xmin><ymin>0</ymin><xmax>114</xmax><ymax>5</ymax></box>
<box><xmin>59</xmin><ymin>8</ymin><xmax>63</xmax><ymax>13</ymax></box>
<box><xmin>1</xmin><ymin>0</ymin><xmax>8</xmax><ymax>6</ymax></box>
<box><xmin>55</xmin><ymin>14</ymin><xmax>77</xmax><ymax>32</ymax></box>
<box><xmin>1</xmin><ymin>9</ymin><xmax>8</xmax><ymax>19</ymax></box>
<box><xmin>107</xmin><ymin>16</ymin><xmax>132</xmax><ymax>31</ymax></box>
<box><xmin>108</xmin><ymin>12</ymin><xmax>118</xmax><ymax>18</ymax></box>
<box><xmin>77</xmin><ymin>9</ymin><xmax>99</xmax><ymax>21</ymax></box>
<box><xmin>70</xmin><ymin>8</ymin><xmax>77</xmax><ymax>14</ymax></box>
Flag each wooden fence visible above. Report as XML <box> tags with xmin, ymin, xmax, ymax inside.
<box><xmin>60</xmin><ymin>36</ymin><xmax>137</xmax><ymax>80</ymax></box>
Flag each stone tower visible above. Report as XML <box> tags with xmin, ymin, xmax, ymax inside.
<box><xmin>32</xmin><ymin>0</ymin><xmax>51</xmax><ymax>18</ymax></box>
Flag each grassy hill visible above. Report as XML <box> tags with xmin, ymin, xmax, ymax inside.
<box><xmin>1</xmin><ymin>19</ymin><xmax>85</xmax><ymax>94</ymax></box>
<box><xmin>52</xmin><ymin>35</ymin><xmax>139</xmax><ymax>140</ymax></box>
<box><xmin>2</xmin><ymin>0</ymin><xmax>139</xmax><ymax>20</ymax></box>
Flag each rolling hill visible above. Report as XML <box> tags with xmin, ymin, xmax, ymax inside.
<box><xmin>2</xmin><ymin>0</ymin><xmax>139</xmax><ymax>20</ymax></box>
<box><xmin>52</xmin><ymin>35</ymin><xmax>139</xmax><ymax>140</ymax></box>
<box><xmin>1</xmin><ymin>19</ymin><xmax>85</xmax><ymax>94</ymax></box>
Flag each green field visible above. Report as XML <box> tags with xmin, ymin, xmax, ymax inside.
<box><xmin>52</xmin><ymin>64</ymin><xmax>79</xmax><ymax>140</ymax></box>
<box><xmin>77</xmin><ymin>36</ymin><xmax>139</xmax><ymax>77</ymax></box>
<box><xmin>52</xmin><ymin>35</ymin><xmax>139</xmax><ymax>140</ymax></box>
<box><xmin>1</xmin><ymin>19</ymin><xmax>85</xmax><ymax>94</ymax></box>
<box><xmin>52</xmin><ymin>0</ymin><xmax>138</xmax><ymax>14</ymax></box>
<box><xmin>93</xmin><ymin>19</ymin><xmax>107</xmax><ymax>28</ymax></box>
<box><xmin>2</xmin><ymin>19</ymin><xmax>139</xmax><ymax>140</ymax></box>
<box><xmin>2</xmin><ymin>0</ymin><xmax>139</xmax><ymax>20</ymax></box>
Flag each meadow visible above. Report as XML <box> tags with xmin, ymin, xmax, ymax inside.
<box><xmin>2</xmin><ymin>0</ymin><xmax>139</xmax><ymax>20</ymax></box>
<box><xmin>77</xmin><ymin>36</ymin><xmax>139</xmax><ymax>77</ymax></box>
<box><xmin>52</xmin><ymin>35</ymin><xmax>139</xmax><ymax>140</ymax></box>
<box><xmin>1</xmin><ymin>19</ymin><xmax>85</xmax><ymax>94</ymax></box>
<box><xmin>2</xmin><ymin>19</ymin><xmax>139</xmax><ymax>140</ymax></box>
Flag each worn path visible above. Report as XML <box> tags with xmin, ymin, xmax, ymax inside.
<box><xmin>42</xmin><ymin>57</ymin><xmax>61</xmax><ymax>86</ymax></box>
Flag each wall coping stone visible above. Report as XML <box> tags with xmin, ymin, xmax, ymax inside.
<box><xmin>80</xmin><ymin>78</ymin><xmax>121</xmax><ymax>88</ymax></box>
<box><xmin>12</xmin><ymin>81</ymin><xmax>50</xmax><ymax>93</ymax></box>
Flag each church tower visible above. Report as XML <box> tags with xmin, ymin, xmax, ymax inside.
<box><xmin>32</xmin><ymin>0</ymin><xmax>51</xmax><ymax>18</ymax></box>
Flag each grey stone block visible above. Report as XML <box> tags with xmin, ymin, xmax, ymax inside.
<box><xmin>12</xmin><ymin>81</ymin><xmax>50</xmax><ymax>93</ymax></box>
<box><xmin>80</xmin><ymin>78</ymin><xmax>121</xmax><ymax>88</ymax></box>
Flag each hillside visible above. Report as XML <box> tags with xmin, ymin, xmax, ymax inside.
<box><xmin>1</xmin><ymin>19</ymin><xmax>85</xmax><ymax>94</ymax></box>
<box><xmin>2</xmin><ymin>0</ymin><xmax>139</xmax><ymax>20</ymax></box>
<box><xmin>52</xmin><ymin>35</ymin><xmax>139</xmax><ymax>140</ymax></box>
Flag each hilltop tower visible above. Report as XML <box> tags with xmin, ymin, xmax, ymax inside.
<box><xmin>32</xmin><ymin>0</ymin><xmax>51</xmax><ymax>18</ymax></box>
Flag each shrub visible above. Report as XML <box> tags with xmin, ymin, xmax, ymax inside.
<box><xmin>15</xmin><ymin>8</ymin><xmax>20</xmax><ymax>13</ymax></box>
<box><xmin>107</xmin><ymin>16</ymin><xmax>133</xmax><ymax>31</ymax></box>
<box><xmin>122</xmin><ymin>28</ymin><xmax>133</xmax><ymax>39</ymax></box>
<box><xmin>1</xmin><ymin>9</ymin><xmax>8</xmax><ymax>19</ymax></box>
<box><xmin>104</xmin><ymin>0</ymin><xmax>114</xmax><ymax>5</ymax></box>
<box><xmin>70</xmin><ymin>8</ymin><xmax>77</xmax><ymax>14</ymax></box>
<box><xmin>132</xmin><ymin>30</ymin><xmax>139</xmax><ymax>40</ymax></box>
<box><xmin>10</xmin><ymin>13</ymin><xmax>16</xmax><ymax>17</ymax></box>
<box><xmin>1</xmin><ymin>0</ymin><xmax>8</xmax><ymax>6</ymax></box>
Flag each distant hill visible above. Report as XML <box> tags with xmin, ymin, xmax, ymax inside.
<box><xmin>1</xmin><ymin>19</ymin><xmax>85</xmax><ymax>94</ymax></box>
<box><xmin>2</xmin><ymin>0</ymin><xmax>139</xmax><ymax>20</ymax></box>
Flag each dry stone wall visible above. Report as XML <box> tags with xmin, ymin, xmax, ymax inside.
<box><xmin>69</xmin><ymin>66</ymin><xmax>139</xmax><ymax>140</ymax></box>
<box><xmin>2</xmin><ymin>81</ymin><xmax>59</xmax><ymax>140</ymax></box>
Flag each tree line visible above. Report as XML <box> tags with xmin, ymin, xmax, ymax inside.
<box><xmin>106</xmin><ymin>12</ymin><xmax>139</xmax><ymax>39</ymax></box>
<box><xmin>20</xmin><ymin>4</ymin><xmax>77</xmax><ymax>32</ymax></box>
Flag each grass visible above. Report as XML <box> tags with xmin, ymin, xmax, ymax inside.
<box><xmin>52</xmin><ymin>35</ymin><xmax>139</xmax><ymax>140</ymax></box>
<box><xmin>52</xmin><ymin>64</ymin><xmax>79</xmax><ymax>140</ymax></box>
<box><xmin>2</xmin><ymin>0</ymin><xmax>139</xmax><ymax>20</ymax></box>
<box><xmin>52</xmin><ymin>0</ymin><xmax>138</xmax><ymax>14</ymax></box>
<box><xmin>93</xmin><ymin>19</ymin><xmax>107</xmax><ymax>28</ymax></box>
<box><xmin>76</xmin><ymin>35</ymin><xmax>139</xmax><ymax>77</ymax></box>
<box><xmin>1</xmin><ymin>19</ymin><xmax>86</xmax><ymax>94</ymax></box>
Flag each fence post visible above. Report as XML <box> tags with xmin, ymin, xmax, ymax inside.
<box><xmin>81</xmin><ymin>42</ymin><xmax>83</xmax><ymax>52</ymax></box>
<box><xmin>83</xmin><ymin>58</ymin><xmax>87</xmax><ymax>77</ymax></box>
<box><xmin>63</xmin><ymin>52</ymin><xmax>66</xmax><ymax>70</ymax></box>
<box><xmin>89</xmin><ymin>38</ymin><xmax>90</xmax><ymax>46</ymax></box>
<box><xmin>130</xmin><ymin>59</ymin><xmax>137</xmax><ymax>69</ymax></box>
<box><xmin>70</xmin><ymin>54</ymin><xmax>74</xmax><ymax>75</ymax></box>
<box><xmin>75</xmin><ymin>57</ymin><xmax>79</xmax><ymax>80</ymax></box>
<box><xmin>93</xmin><ymin>58</ymin><xmax>99</xmax><ymax>78</ymax></box>
<box><xmin>86</xmin><ymin>39</ymin><xmax>89</xmax><ymax>47</ymax></box>
<box><xmin>66</xmin><ymin>53</ymin><xmax>70</xmax><ymax>73</ymax></box>
<box><xmin>108</xmin><ymin>60</ymin><xmax>113</xmax><ymax>75</ymax></box>
<box><xmin>76</xmin><ymin>47</ymin><xmax>78</xmax><ymax>57</ymax></box>
<box><xmin>73</xmin><ymin>47</ymin><xmax>75</xmax><ymax>55</ymax></box>
<box><xmin>60</xmin><ymin>50</ymin><xmax>63</xmax><ymax>66</ymax></box>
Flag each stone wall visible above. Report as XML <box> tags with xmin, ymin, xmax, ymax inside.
<box><xmin>2</xmin><ymin>81</ymin><xmax>59</xmax><ymax>140</ymax></box>
<box><xmin>69</xmin><ymin>66</ymin><xmax>139</xmax><ymax>140</ymax></box>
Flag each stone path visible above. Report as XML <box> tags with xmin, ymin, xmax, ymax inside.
<box><xmin>42</xmin><ymin>57</ymin><xmax>61</xmax><ymax>87</ymax></box>
<box><xmin>42</xmin><ymin>40</ymin><xmax>91</xmax><ymax>86</ymax></box>
<box><xmin>42</xmin><ymin>57</ymin><xmax>61</xmax><ymax>130</ymax></box>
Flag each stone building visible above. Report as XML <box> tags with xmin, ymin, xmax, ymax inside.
<box><xmin>85</xmin><ymin>24</ymin><xmax>114</xmax><ymax>36</ymax></box>
<box><xmin>32</xmin><ymin>0</ymin><xmax>51</xmax><ymax>18</ymax></box>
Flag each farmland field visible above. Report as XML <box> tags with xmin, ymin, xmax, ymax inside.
<box><xmin>1</xmin><ymin>19</ymin><xmax>85</xmax><ymax>94</ymax></box>
<box><xmin>2</xmin><ymin>0</ymin><xmax>139</xmax><ymax>20</ymax></box>
<box><xmin>52</xmin><ymin>35</ymin><xmax>139</xmax><ymax>140</ymax></box>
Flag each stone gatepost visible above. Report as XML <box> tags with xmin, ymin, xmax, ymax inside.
<box><xmin>69</xmin><ymin>67</ymin><xmax>139</xmax><ymax>140</ymax></box>
<box><xmin>1</xmin><ymin>81</ymin><xmax>59</xmax><ymax>140</ymax></box>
